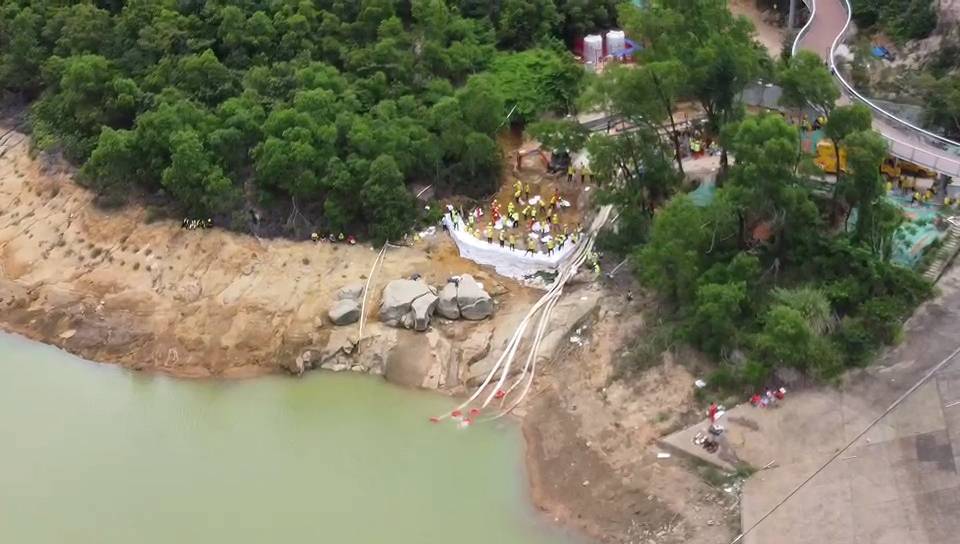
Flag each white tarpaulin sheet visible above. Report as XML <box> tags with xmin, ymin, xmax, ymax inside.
<box><xmin>442</xmin><ymin>213</ymin><xmax>578</xmax><ymax>279</ymax></box>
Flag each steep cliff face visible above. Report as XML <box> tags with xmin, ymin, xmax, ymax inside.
<box><xmin>937</xmin><ymin>0</ymin><xmax>960</xmax><ymax>27</ymax></box>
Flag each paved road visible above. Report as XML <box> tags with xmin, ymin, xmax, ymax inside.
<box><xmin>797</xmin><ymin>0</ymin><xmax>960</xmax><ymax>177</ymax></box>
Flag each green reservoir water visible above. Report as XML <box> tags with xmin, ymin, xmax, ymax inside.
<box><xmin>0</xmin><ymin>333</ymin><xmax>574</xmax><ymax>544</ymax></box>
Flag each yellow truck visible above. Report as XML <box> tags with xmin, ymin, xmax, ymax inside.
<box><xmin>814</xmin><ymin>140</ymin><xmax>934</xmax><ymax>179</ymax></box>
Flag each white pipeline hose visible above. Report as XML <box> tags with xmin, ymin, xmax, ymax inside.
<box><xmin>433</xmin><ymin>205</ymin><xmax>612</xmax><ymax>424</ymax></box>
<box><xmin>356</xmin><ymin>244</ymin><xmax>388</xmax><ymax>352</ymax></box>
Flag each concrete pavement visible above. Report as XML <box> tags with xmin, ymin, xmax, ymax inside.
<box><xmin>662</xmin><ymin>266</ymin><xmax>960</xmax><ymax>543</ymax></box>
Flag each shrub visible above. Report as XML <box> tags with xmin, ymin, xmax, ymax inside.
<box><xmin>833</xmin><ymin>316</ymin><xmax>876</xmax><ymax>365</ymax></box>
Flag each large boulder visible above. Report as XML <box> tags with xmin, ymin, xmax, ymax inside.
<box><xmin>328</xmin><ymin>299</ymin><xmax>361</xmax><ymax>326</ymax></box>
<box><xmin>411</xmin><ymin>292</ymin><xmax>438</xmax><ymax>332</ymax></box>
<box><xmin>337</xmin><ymin>283</ymin><xmax>364</xmax><ymax>301</ymax></box>
<box><xmin>457</xmin><ymin>274</ymin><xmax>494</xmax><ymax>320</ymax></box>
<box><xmin>436</xmin><ymin>282</ymin><xmax>460</xmax><ymax>320</ymax></box>
<box><xmin>379</xmin><ymin>280</ymin><xmax>436</xmax><ymax>326</ymax></box>
<box><xmin>385</xmin><ymin>335</ymin><xmax>433</xmax><ymax>387</ymax></box>
<box><xmin>385</xmin><ymin>329</ymin><xmax>452</xmax><ymax>389</ymax></box>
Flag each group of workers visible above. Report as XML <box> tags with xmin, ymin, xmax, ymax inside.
<box><xmin>897</xmin><ymin>178</ymin><xmax>957</xmax><ymax>208</ymax></box>
<box><xmin>446</xmin><ymin>191</ymin><xmax>584</xmax><ymax>258</ymax></box>
<box><xmin>181</xmin><ymin>218</ymin><xmax>213</xmax><ymax>230</ymax></box>
<box><xmin>565</xmin><ymin>164</ymin><xmax>593</xmax><ymax>184</ymax></box>
<box><xmin>799</xmin><ymin>113</ymin><xmax>828</xmax><ymax>132</ymax></box>
<box><xmin>910</xmin><ymin>188</ymin><xmax>938</xmax><ymax>205</ymax></box>
<box><xmin>310</xmin><ymin>231</ymin><xmax>357</xmax><ymax>244</ymax></box>
<box><xmin>682</xmin><ymin>128</ymin><xmax>718</xmax><ymax>159</ymax></box>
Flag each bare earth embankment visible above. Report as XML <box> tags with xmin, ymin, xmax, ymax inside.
<box><xmin>0</xmin><ymin>127</ymin><xmax>737</xmax><ymax>544</ymax></box>
<box><xmin>0</xmin><ymin>127</ymin><xmax>529</xmax><ymax>378</ymax></box>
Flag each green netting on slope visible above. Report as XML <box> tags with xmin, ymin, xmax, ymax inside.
<box><xmin>845</xmin><ymin>195</ymin><xmax>942</xmax><ymax>268</ymax></box>
<box><xmin>800</xmin><ymin>129</ymin><xmax>825</xmax><ymax>154</ymax></box>
<box><xmin>888</xmin><ymin>195</ymin><xmax>944</xmax><ymax>268</ymax></box>
<box><xmin>689</xmin><ymin>180</ymin><xmax>716</xmax><ymax>207</ymax></box>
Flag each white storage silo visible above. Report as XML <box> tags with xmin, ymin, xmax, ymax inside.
<box><xmin>583</xmin><ymin>34</ymin><xmax>603</xmax><ymax>65</ymax></box>
<box><xmin>606</xmin><ymin>30</ymin><xmax>626</xmax><ymax>57</ymax></box>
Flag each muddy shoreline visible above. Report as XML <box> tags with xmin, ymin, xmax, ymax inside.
<box><xmin>0</xmin><ymin>129</ymin><xmax>737</xmax><ymax>544</ymax></box>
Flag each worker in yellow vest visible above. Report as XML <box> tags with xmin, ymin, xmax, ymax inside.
<box><xmin>525</xmin><ymin>238</ymin><xmax>537</xmax><ymax>256</ymax></box>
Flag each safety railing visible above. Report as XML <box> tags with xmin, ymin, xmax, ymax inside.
<box><xmin>790</xmin><ymin>0</ymin><xmax>960</xmax><ymax>177</ymax></box>
<box><xmin>789</xmin><ymin>0</ymin><xmax>817</xmax><ymax>57</ymax></box>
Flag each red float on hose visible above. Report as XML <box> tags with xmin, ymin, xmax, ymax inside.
<box><xmin>495</xmin><ymin>390</ymin><xmax>505</xmax><ymax>399</ymax></box>
<box><xmin>469</xmin><ymin>408</ymin><xmax>480</xmax><ymax>416</ymax></box>
<box><xmin>451</xmin><ymin>410</ymin><xmax>463</xmax><ymax>418</ymax></box>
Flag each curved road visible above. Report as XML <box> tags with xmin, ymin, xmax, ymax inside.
<box><xmin>796</xmin><ymin>0</ymin><xmax>960</xmax><ymax>178</ymax></box>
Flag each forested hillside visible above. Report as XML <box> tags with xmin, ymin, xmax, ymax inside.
<box><xmin>586</xmin><ymin>2</ymin><xmax>932</xmax><ymax>389</ymax></box>
<box><xmin>0</xmin><ymin>0</ymin><xmax>613</xmax><ymax>240</ymax></box>
<box><xmin>852</xmin><ymin>0</ymin><xmax>937</xmax><ymax>41</ymax></box>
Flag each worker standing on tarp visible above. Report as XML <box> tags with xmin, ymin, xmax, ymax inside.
<box><xmin>525</xmin><ymin>238</ymin><xmax>537</xmax><ymax>256</ymax></box>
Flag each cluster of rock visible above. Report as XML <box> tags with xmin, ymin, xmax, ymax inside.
<box><xmin>327</xmin><ymin>283</ymin><xmax>364</xmax><ymax>326</ymax></box>
<box><xmin>297</xmin><ymin>282</ymin><xmax>603</xmax><ymax>391</ymax></box>
<box><xmin>379</xmin><ymin>274</ymin><xmax>493</xmax><ymax>331</ymax></box>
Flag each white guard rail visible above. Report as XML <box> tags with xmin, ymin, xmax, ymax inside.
<box><xmin>790</xmin><ymin>0</ymin><xmax>960</xmax><ymax>177</ymax></box>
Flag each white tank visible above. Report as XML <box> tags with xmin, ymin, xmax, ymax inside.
<box><xmin>606</xmin><ymin>30</ymin><xmax>626</xmax><ymax>57</ymax></box>
<box><xmin>583</xmin><ymin>34</ymin><xmax>603</xmax><ymax>65</ymax></box>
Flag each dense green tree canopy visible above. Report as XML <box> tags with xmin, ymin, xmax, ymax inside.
<box><xmin>1</xmin><ymin>0</ymin><xmax>585</xmax><ymax>241</ymax></box>
<box><xmin>920</xmin><ymin>74</ymin><xmax>960</xmax><ymax>141</ymax></box>
<box><xmin>851</xmin><ymin>0</ymin><xmax>937</xmax><ymax>41</ymax></box>
<box><xmin>619</xmin><ymin>0</ymin><xmax>767</xmax><ymax>171</ymax></box>
<box><xmin>778</xmin><ymin>50</ymin><xmax>840</xmax><ymax>115</ymax></box>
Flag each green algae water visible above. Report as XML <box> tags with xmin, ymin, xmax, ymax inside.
<box><xmin>0</xmin><ymin>333</ymin><xmax>574</xmax><ymax>544</ymax></box>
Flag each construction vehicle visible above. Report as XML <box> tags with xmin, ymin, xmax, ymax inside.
<box><xmin>814</xmin><ymin>140</ymin><xmax>934</xmax><ymax>179</ymax></box>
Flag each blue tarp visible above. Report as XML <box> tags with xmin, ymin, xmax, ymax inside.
<box><xmin>872</xmin><ymin>46</ymin><xmax>889</xmax><ymax>58</ymax></box>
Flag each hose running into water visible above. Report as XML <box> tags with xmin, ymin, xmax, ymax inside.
<box><xmin>433</xmin><ymin>205</ymin><xmax>612</xmax><ymax>424</ymax></box>
<box><xmin>356</xmin><ymin>243</ymin><xmax>389</xmax><ymax>353</ymax></box>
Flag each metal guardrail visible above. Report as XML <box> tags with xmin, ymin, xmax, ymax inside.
<box><xmin>790</xmin><ymin>0</ymin><xmax>960</xmax><ymax>177</ymax></box>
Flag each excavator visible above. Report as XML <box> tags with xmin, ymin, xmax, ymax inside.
<box><xmin>814</xmin><ymin>139</ymin><xmax>936</xmax><ymax>180</ymax></box>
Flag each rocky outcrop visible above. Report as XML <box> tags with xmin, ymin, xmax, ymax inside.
<box><xmin>379</xmin><ymin>279</ymin><xmax>438</xmax><ymax>331</ymax></box>
<box><xmin>437</xmin><ymin>282</ymin><xmax>460</xmax><ymax>320</ymax></box>
<box><xmin>337</xmin><ymin>283</ymin><xmax>365</xmax><ymax>300</ymax></box>
<box><xmin>328</xmin><ymin>282</ymin><xmax>364</xmax><ymax>326</ymax></box>
<box><xmin>385</xmin><ymin>329</ymin><xmax>452</xmax><ymax>388</ymax></box>
<box><xmin>328</xmin><ymin>299</ymin><xmax>360</xmax><ymax>326</ymax></box>
<box><xmin>379</xmin><ymin>275</ymin><xmax>493</xmax><ymax>329</ymax></box>
<box><xmin>292</xmin><ymin>284</ymin><xmax>601</xmax><ymax>392</ymax></box>
<box><xmin>410</xmin><ymin>292</ymin><xmax>438</xmax><ymax>332</ymax></box>
<box><xmin>457</xmin><ymin>274</ymin><xmax>494</xmax><ymax>320</ymax></box>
